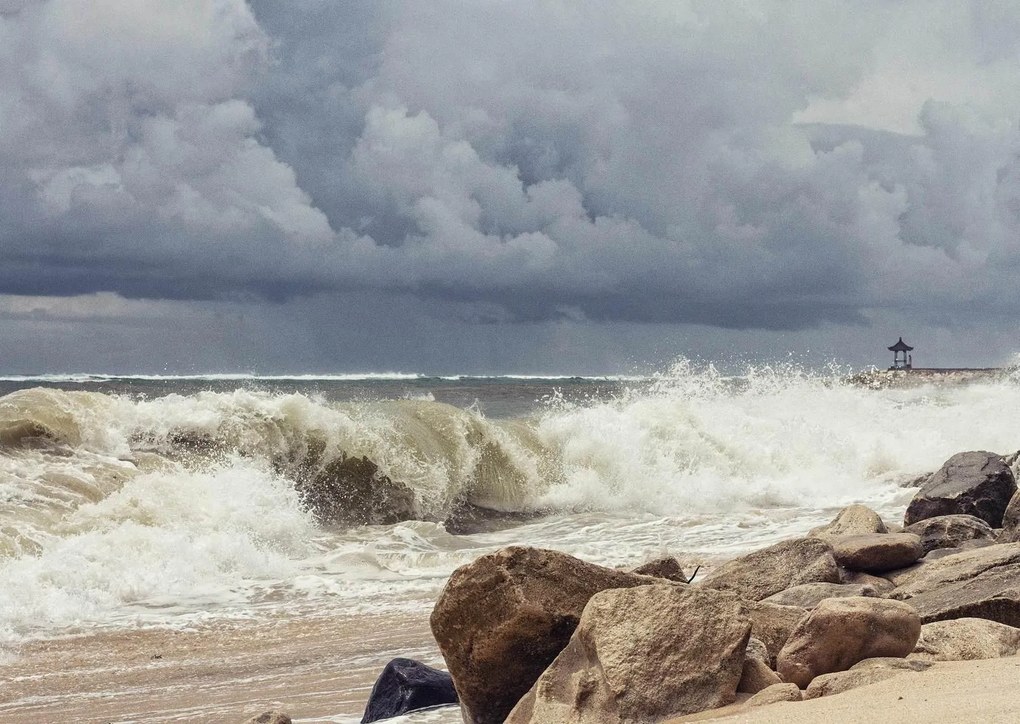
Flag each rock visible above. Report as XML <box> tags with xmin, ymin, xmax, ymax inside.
<box><xmin>701</xmin><ymin>538</ymin><xmax>841</xmax><ymax>601</ymax></box>
<box><xmin>762</xmin><ymin>582</ymin><xmax>881</xmax><ymax>609</ymax></box>
<box><xmin>903</xmin><ymin>451</ymin><xmax>1016</xmax><ymax>528</ymax></box>
<box><xmin>830</xmin><ymin>533</ymin><xmax>924</xmax><ymax>573</ymax></box>
<box><xmin>841</xmin><ymin>571</ymin><xmax>896</xmax><ymax>594</ymax></box>
<box><xmin>850</xmin><ymin>657</ymin><xmax>932</xmax><ymax>672</ymax></box>
<box><xmin>296</xmin><ymin>454</ymin><xmax>418</xmax><ymax>526</ymax></box>
<box><xmin>1000</xmin><ymin>489</ymin><xmax>1020</xmax><ymax>543</ymax></box>
<box><xmin>244</xmin><ymin>713</ymin><xmax>291</xmax><ymax>724</ymax></box>
<box><xmin>361</xmin><ymin>658</ymin><xmax>458</xmax><ymax>723</ymax></box>
<box><xmin>889</xmin><ymin>543</ymin><xmax>1020</xmax><ymax>625</ymax></box>
<box><xmin>630</xmin><ymin>556</ymin><xmax>688</xmax><ymax>582</ymax></box>
<box><xmin>506</xmin><ymin>585</ymin><xmax>751</xmax><ymax>723</ymax></box>
<box><xmin>747</xmin><ymin>683</ymin><xmax>802</xmax><ymax>706</ymax></box>
<box><xmin>810</xmin><ymin>505</ymin><xmax>888</xmax><ymax>537</ymax></box>
<box><xmin>802</xmin><ymin>657</ymin><xmax>930</xmax><ymax>700</ymax></box>
<box><xmin>909</xmin><ymin>618</ymin><xmax>1020</xmax><ymax>661</ymax></box>
<box><xmin>924</xmin><ymin>539</ymin><xmax>995</xmax><ymax>560</ymax></box>
<box><xmin>776</xmin><ymin>597</ymin><xmax>921</xmax><ymax>688</ymax></box>
<box><xmin>904</xmin><ymin>514</ymin><xmax>997</xmax><ymax>554</ymax></box>
<box><xmin>429</xmin><ymin>546</ymin><xmax>664</xmax><ymax>724</ymax></box>
<box><xmin>738</xmin><ymin>638</ymin><xmax>783</xmax><ymax>694</ymax></box>
<box><xmin>737</xmin><ymin>601</ymin><xmax>809</xmax><ymax>667</ymax></box>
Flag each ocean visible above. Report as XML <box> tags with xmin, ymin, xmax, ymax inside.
<box><xmin>2</xmin><ymin>361</ymin><xmax>1019</xmax><ymax>722</ymax></box>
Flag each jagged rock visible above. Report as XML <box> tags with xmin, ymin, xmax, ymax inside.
<box><xmin>701</xmin><ymin>538</ymin><xmax>841</xmax><ymax>601</ymax></box>
<box><xmin>747</xmin><ymin>683</ymin><xmax>802</xmax><ymax>706</ymax></box>
<box><xmin>889</xmin><ymin>543</ymin><xmax>1020</xmax><ymax>625</ymax></box>
<box><xmin>738</xmin><ymin>638</ymin><xmax>783</xmax><ymax>694</ymax></box>
<box><xmin>506</xmin><ymin>585</ymin><xmax>751</xmax><ymax>723</ymax></box>
<box><xmin>429</xmin><ymin>546</ymin><xmax>664</xmax><ymax>724</ymax></box>
<box><xmin>841</xmin><ymin>570</ymin><xmax>896</xmax><ymax>594</ymax></box>
<box><xmin>762</xmin><ymin>582</ymin><xmax>881</xmax><ymax>609</ymax></box>
<box><xmin>776</xmin><ymin>597</ymin><xmax>920</xmax><ymax>688</ymax></box>
<box><xmin>903</xmin><ymin>451</ymin><xmax>1016</xmax><ymax>528</ymax></box>
<box><xmin>904</xmin><ymin>514</ymin><xmax>997</xmax><ymax>554</ymax></box>
<box><xmin>738</xmin><ymin>600</ymin><xmax>808</xmax><ymax>667</ymax></box>
<box><xmin>809</xmin><ymin>505</ymin><xmax>888</xmax><ymax>537</ymax></box>
<box><xmin>244</xmin><ymin>712</ymin><xmax>292</xmax><ymax>724</ymax></box>
<box><xmin>630</xmin><ymin>556</ymin><xmax>688</xmax><ymax>582</ymax></box>
<box><xmin>296</xmin><ymin>454</ymin><xmax>418</xmax><ymax>526</ymax></box>
<box><xmin>361</xmin><ymin>658</ymin><xmax>458</xmax><ymax>723</ymax></box>
<box><xmin>909</xmin><ymin>618</ymin><xmax>1020</xmax><ymax>661</ymax></box>
<box><xmin>1000</xmin><ymin>489</ymin><xmax>1020</xmax><ymax>543</ymax></box>
<box><xmin>830</xmin><ymin>533</ymin><xmax>924</xmax><ymax>573</ymax></box>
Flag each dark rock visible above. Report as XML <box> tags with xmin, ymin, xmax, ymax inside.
<box><xmin>904</xmin><ymin>514</ymin><xmax>997</xmax><ymax>554</ymax></box>
<box><xmin>361</xmin><ymin>658</ymin><xmax>458</xmax><ymax>723</ymax></box>
<box><xmin>903</xmin><ymin>451</ymin><xmax>1016</xmax><ymax>527</ymax></box>
<box><xmin>1000</xmin><ymin>489</ymin><xmax>1020</xmax><ymax>543</ymax></box>
<box><xmin>830</xmin><ymin>533</ymin><xmax>923</xmax><ymax>573</ymax></box>
<box><xmin>296</xmin><ymin>454</ymin><xmax>418</xmax><ymax>526</ymax></box>
<box><xmin>442</xmin><ymin>501</ymin><xmax>544</xmax><ymax>535</ymax></box>
<box><xmin>630</xmin><ymin>556</ymin><xmax>688</xmax><ymax>582</ymax></box>
<box><xmin>429</xmin><ymin>546</ymin><xmax>664</xmax><ymax>724</ymax></box>
<box><xmin>701</xmin><ymin>537</ymin><xmax>841</xmax><ymax>601</ymax></box>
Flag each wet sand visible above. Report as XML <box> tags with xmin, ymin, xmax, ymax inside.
<box><xmin>0</xmin><ymin>610</ymin><xmax>442</xmax><ymax>723</ymax></box>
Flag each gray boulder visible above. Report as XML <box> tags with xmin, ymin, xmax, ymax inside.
<box><xmin>903</xmin><ymin>451</ymin><xmax>1016</xmax><ymax>527</ymax></box>
<box><xmin>830</xmin><ymin>533</ymin><xmax>923</xmax><ymax>573</ymax></box>
<box><xmin>776</xmin><ymin>597</ymin><xmax>921</xmax><ymax>688</ymax></box>
<box><xmin>429</xmin><ymin>546</ymin><xmax>663</xmax><ymax>724</ymax></box>
<box><xmin>701</xmin><ymin>537</ymin><xmax>841</xmax><ymax>601</ymax></box>
<box><xmin>506</xmin><ymin>585</ymin><xmax>751</xmax><ymax>723</ymax></box>
<box><xmin>904</xmin><ymin>514</ymin><xmax>997</xmax><ymax>554</ymax></box>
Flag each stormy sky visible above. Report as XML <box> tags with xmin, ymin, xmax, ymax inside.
<box><xmin>3</xmin><ymin>0</ymin><xmax>1020</xmax><ymax>373</ymax></box>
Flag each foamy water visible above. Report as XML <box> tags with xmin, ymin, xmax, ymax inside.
<box><xmin>2</xmin><ymin>362</ymin><xmax>1019</xmax><ymax>653</ymax></box>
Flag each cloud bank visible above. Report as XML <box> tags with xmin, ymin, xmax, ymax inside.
<box><xmin>3</xmin><ymin>1</ymin><xmax>1020</xmax><ymax>369</ymax></box>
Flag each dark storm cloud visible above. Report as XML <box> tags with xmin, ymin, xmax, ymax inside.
<box><xmin>4</xmin><ymin>0</ymin><xmax>1020</xmax><ymax>333</ymax></box>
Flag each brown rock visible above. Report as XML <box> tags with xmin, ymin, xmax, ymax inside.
<box><xmin>776</xmin><ymin>597</ymin><xmax>921</xmax><ymax>688</ymax></box>
<box><xmin>809</xmin><ymin>505</ymin><xmax>888</xmax><ymax>537</ymax></box>
<box><xmin>746</xmin><ymin>682</ymin><xmax>802</xmax><ymax>707</ymax></box>
<box><xmin>244</xmin><ymin>712</ymin><xmax>292</xmax><ymax>724</ymax></box>
<box><xmin>701</xmin><ymin>538</ymin><xmax>840</xmax><ymax>601</ymax></box>
<box><xmin>830</xmin><ymin>533</ymin><xmax>923</xmax><ymax>573</ymax></box>
<box><xmin>903</xmin><ymin>451</ymin><xmax>1016</xmax><ymax>528</ymax></box>
<box><xmin>1000</xmin><ymin>489</ymin><xmax>1020</xmax><ymax>543</ymax></box>
<box><xmin>738</xmin><ymin>638</ymin><xmax>781</xmax><ymax>694</ymax></box>
<box><xmin>506</xmin><ymin>585</ymin><xmax>751</xmax><ymax>723</ymax></box>
<box><xmin>904</xmin><ymin>514</ymin><xmax>997</xmax><ymax>554</ymax></box>
<box><xmin>762</xmin><ymin>582</ymin><xmax>881</xmax><ymax>609</ymax></box>
<box><xmin>802</xmin><ymin>657</ymin><xmax>930</xmax><ymax>699</ymax></box>
<box><xmin>737</xmin><ymin>601</ymin><xmax>809</xmax><ymax>667</ymax></box>
<box><xmin>889</xmin><ymin>543</ymin><xmax>1020</xmax><ymax>626</ymax></box>
<box><xmin>841</xmin><ymin>570</ymin><xmax>896</xmax><ymax>594</ymax></box>
<box><xmin>850</xmin><ymin>657</ymin><xmax>932</xmax><ymax>673</ymax></box>
<box><xmin>909</xmin><ymin>618</ymin><xmax>1020</xmax><ymax>661</ymax></box>
<box><xmin>630</xmin><ymin>556</ymin><xmax>688</xmax><ymax>582</ymax></box>
<box><xmin>429</xmin><ymin>546</ymin><xmax>663</xmax><ymax>724</ymax></box>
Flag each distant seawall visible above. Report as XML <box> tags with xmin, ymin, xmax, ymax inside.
<box><xmin>849</xmin><ymin>367</ymin><xmax>1007</xmax><ymax>388</ymax></box>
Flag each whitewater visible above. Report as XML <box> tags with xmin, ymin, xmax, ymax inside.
<box><xmin>2</xmin><ymin>360</ymin><xmax>1020</xmax><ymax>720</ymax></box>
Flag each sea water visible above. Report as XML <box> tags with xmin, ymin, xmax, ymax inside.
<box><xmin>1</xmin><ymin>361</ymin><xmax>1019</xmax><ymax>720</ymax></box>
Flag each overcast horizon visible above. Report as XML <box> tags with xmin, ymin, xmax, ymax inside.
<box><xmin>3</xmin><ymin>1</ymin><xmax>1020</xmax><ymax>375</ymax></box>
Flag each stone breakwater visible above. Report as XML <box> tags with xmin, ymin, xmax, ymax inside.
<box><xmin>849</xmin><ymin>367</ymin><xmax>1008</xmax><ymax>389</ymax></box>
<box><xmin>245</xmin><ymin>445</ymin><xmax>1020</xmax><ymax>724</ymax></box>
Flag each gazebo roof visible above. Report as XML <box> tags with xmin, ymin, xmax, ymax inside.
<box><xmin>888</xmin><ymin>337</ymin><xmax>913</xmax><ymax>352</ymax></box>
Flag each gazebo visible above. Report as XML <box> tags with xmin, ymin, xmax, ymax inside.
<box><xmin>888</xmin><ymin>337</ymin><xmax>913</xmax><ymax>370</ymax></box>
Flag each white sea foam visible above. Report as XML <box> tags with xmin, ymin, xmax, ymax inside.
<box><xmin>1</xmin><ymin>362</ymin><xmax>1020</xmax><ymax>643</ymax></box>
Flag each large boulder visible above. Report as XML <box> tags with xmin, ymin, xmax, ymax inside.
<box><xmin>776</xmin><ymin>597</ymin><xmax>921</xmax><ymax>688</ymax></box>
<box><xmin>889</xmin><ymin>543</ymin><xmax>1020</xmax><ymax>626</ymax></box>
<box><xmin>762</xmin><ymin>582</ymin><xmax>881</xmax><ymax>609</ymax></box>
<box><xmin>903</xmin><ymin>451</ymin><xmax>1016</xmax><ymax>528</ymax></box>
<box><xmin>809</xmin><ymin>505</ymin><xmax>888</xmax><ymax>538</ymax></box>
<box><xmin>909</xmin><ymin>618</ymin><xmax>1020</xmax><ymax>661</ymax></box>
<box><xmin>506</xmin><ymin>585</ymin><xmax>751</xmax><ymax>723</ymax></box>
<box><xmin>737</xmin><ymin>600</ymin><xmax>808</xmax><ymax>667</ymax></box>
<box><xmin>904</xmin><ymin>514</ymin><xmax>997</xmax><ymax>554</ymax></box>
<box><xmin>429</xmin><ymin>546</ymin><xmax>663</xmax><ymax>724</ymax></box>
<box><xmin>701</xmin><ymin>538</ymin><xmax>841</xmax><ymax>601</ymax></box>
<box><xmin>630</xmin><ymin>556</ymin><xmax>688</xmax><ymax>582</ymax></box>
<box><xmin>361</xmin><ymin>658</ymin><xmax>458</xmax><ymax>723</ymax></box>
<box><xmin>296</xmin><ymin>454</ymin><xmax>418</xmax><ymax>526</ymax></box>
<box><xmin>830</xmin><ymin>533</ymin><xmax>923</xmax><ymax>573</ymax></box>
<box><xmin>802</xmin><ymin>658</ymin><xmax>929</xmax><ymax>700</ymax></box>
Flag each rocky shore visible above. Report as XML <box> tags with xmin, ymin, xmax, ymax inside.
<box><xmin>244</xmin><ymin>447</ymin><xmax>1020</xmax><ymax>724</ymax></box>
